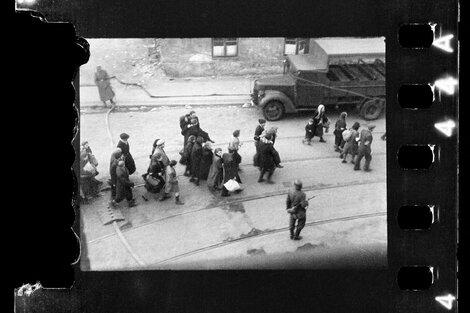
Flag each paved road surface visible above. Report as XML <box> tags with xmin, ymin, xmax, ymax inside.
<box><xmin>79</xmin><ymin>106</ymin><xmax>387</xmax><ymax>270</ymax></box>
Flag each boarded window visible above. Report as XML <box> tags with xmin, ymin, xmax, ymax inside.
<box><xmin>212</xmin><ymin>38</ymin><xmax>238</xmax><ymax>57</ymax></box>
<box><xmin>284</xmin><ymin>38</ymin><xmax>310</xmax><ymax>55</ymax></box>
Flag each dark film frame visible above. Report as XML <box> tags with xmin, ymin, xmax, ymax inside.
<box><xmin>13</xmin><ymin>0</ymin><xmax>459</xmax><ymax>312</ymax></box>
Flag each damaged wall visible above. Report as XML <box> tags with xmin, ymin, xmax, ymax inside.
<box><xmin>159</xmin><ymin>38</ymin><xmax>286</xmax><ymax>77</ymax></box>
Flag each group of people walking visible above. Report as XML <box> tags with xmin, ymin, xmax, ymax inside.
<box><xmin>302</xmin><ymin>105</ymin><xmax>377</xmax><ymax>172</ymax></box>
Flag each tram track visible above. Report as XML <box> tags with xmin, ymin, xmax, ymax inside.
<box><xmin>148</xmin><ymin>211</ymin><xmax>387</xmax><ymax>266</ymax></box>
<box><xmin>88</xmin><ymin>178</ymin><xmax>385</xmax><ymax>245</ymax></box>
<box><xmin>94</xmin><ymin>105</ymin><xmax>386</xmax><ymax>268</ymax></box>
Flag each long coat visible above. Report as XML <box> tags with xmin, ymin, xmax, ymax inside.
<box><xmin>186</xmin><ymin>125</ymin><xmax>212</xmax><ymax>142</ymax></box>
<box><xmin>151</xmin><ymin>147</ymin><xmax>169</xmax><ymax>168</ymax></box>
<box><xmin>257</xmin><ymin>141</ymin><xmax>278</xmax><ymax>170</ymax></box>
<box><xmin>115</xmin><ymin>166</ymin><xmax>134</xmax><ymax>201</ymax></box>
<box><xmin>109</xmin><ymin>151</ymin><xmax>122</xmax><ymax>185</ymax></box>
<box><xmin>207</xmin><ymin>155</ymin><xmax>223</xmax><ymax>189</ymax></box>
<box><xmin>222</xmin><ymin>152</ymin><xmax>241</xmax><ymax>184</ymax></box>
<box><xmin>312</xmin><ymin>109</ymin><xmax>329</xmax><ymax>137</ymax></box>
<box><xmin>94</xmin><ymin>69</ymin><xmax>115</xmax><ymax>101</ymax></box>
<box><xmin>117</xmin><ymin>140</ymin><xmax>136</xmax><ymax>175</ymax></box>
<box><xmin>199</xmin><ymin>148</ymin><xmax>213</xmax><ymax>180</ymax></box>
<box><xmin>180</xmin><ymin>141</ymin><xmax>194</xmax><ymax>165</ymax></box>
<box><xmin>190</xmin><ymin>142</ymin><xmax>203</xmax><ymax>178</ymax></box>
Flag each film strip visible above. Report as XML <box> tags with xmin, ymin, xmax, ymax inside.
<box><xmin>390</xmin><ymin>5</ymin><xmax>459</xmax><ymax>313</ymax></box>
<box><xmin>13</xmin><ymin>0</ymin><xmax>459</xmax><ymax>312</ymax></box>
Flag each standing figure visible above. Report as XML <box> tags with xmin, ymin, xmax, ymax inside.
<box><xmin>228</xmin><ymin>129</ymin><xmax>243</xmax><ymax>170</ymax></box>
<box><xmin>286</xmin><ymin>179</ymin><xmax>307</xmax><ymax>240</ymax></box>
<box><xmin>221</xmin><ymin>150</ymin><xmax>242</xmax><ymax>197</ymax></box>
<box><xmin>182</xmin><ymin>135</ymin><xmax>196</xmax><ymax>176</ymax></box>
<box><xmin>312</xmin><ymin>104</ymin><xmax>329</xmax><ymax>142</ymax></box>
<box><xmin>260</xmin><ymin>127</ymin><xmax>283</xmax><ymax>168</ymax></box>
<box><xmin>254</xmin><ymin>119</ymin><xmax>266</xmax><ymax>148</ymax></box>
<box><xmin>108</xmin><ymin>148</ymin><xmax>123</xmax><ymax>202</ymax></box>
<box><xmin>354</xmin><ymin>125</ymin><xmax>376</xmax><ymax>171</ymax></box>
<box><xmin>94</xmin><ymin>66</ymin><xmax>115</xmax><ymax>107</ymax></box>
<box><xmin>117</xmin><ymin>133</ymin><xmax>136</xmax><ymax>175</ymax></box>
<box><xmin>199</xmin><ymin>142</ymin><xmax>214</xmax><ymax>181</ymax></box>
<box><xmin>159</xmin><ymin>160</ymin><xmax>184</xmax><ymax>205</ymax></box>
<box><xmin>190</xmin><ymin>136</ymin><xmax>204</xmax><ymax>185</ymax></box>
<box><xmin>207</xmin><ymin>148</ymin><xmax>224</xmax><ymax>192</ymax></box>
<box><xmin>111</xmin><ymin>160</ymin><xmax>136</xmax><ymax>208</ymax></box>
<box><xmin>257</xmin><ymin>133</ymin><xmax>278</xmax><ymax>184</ymax></box>
<box><xmin>142</xmin><ymin>151</ymin><xmax>165</xmax><ymax>200</ymax></box>
<box><xmin>303</xmin><ymin>118</ymin><xmax>315</xmax><ymax>145</ymax></box>
<box><xmin>341</xmin><ymin>122</ymin><xmax>360</xmax><ymax>164</ymax></box>
<box><xmin>180</xmin><ymin>110</ymin><xmax>198</xmax><ymax>146</ymax></box>
<box><xmin>334</xmin><ymin>112</ymin><xmax>347</xmax><ymax>152</ymax></box>
<box><xmin>80</xmin><ymin>149</ymin><xmax>102</xmax><ymax>202</ymax></box>
<box><xmin>151</xmin><ymin>139</ymin><xmax>169</xmax><ymax>168</ymax></box>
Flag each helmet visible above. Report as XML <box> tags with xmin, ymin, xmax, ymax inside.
<box><xmin>294</xmin><ymin>179</ymin><xmax>303</xmax><ymax>187</ymax></box>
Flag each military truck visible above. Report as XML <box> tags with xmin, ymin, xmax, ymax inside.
<box><xmin>251</xmin><ymin>37</ymin><xmax>386</xmax><ymax>121</ymax></box>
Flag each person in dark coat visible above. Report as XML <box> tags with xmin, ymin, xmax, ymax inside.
<box><xmin>190</xmin><ymin>136</ymin><xmax>204</xmax><ymax>185</ymax></box>
<box><xmin>180</xmin><ymin>111</ymin><xmax>198</xmax><ymax>146</ymax></box>
<box><xmin>303</xmin><ymin>118</ymin><xmax>315</xmax><ymax>145</ymax></box>
<box><xmin>334</xmin><ymin>112</ymin><xmax>347</xmax><ymax>151</ymax></box>
<box><xmin>259</xmin><ymin>127</ymin><xmax>283</xmax><ymax>168</ymax></box>
<box><xmin>254</xmin><ymin>119</ymin><xmax>266</xmax><ymax>148</ymax></box>
<box><xmin>186</xmin><ymin>118</ymin><xmax>215</xmax><ymax>143</ymax></box>
<box><xmin>182</xmin><ymin>135</ymin><xmax>196</xmax><ymax>176</ymax></box>
<box><xmin>199</xmin><ymin>142</ymin><xmax>214</xmax><ymax>181</ymax></box>
<box><xmin>228</xmin><ymin>129</ymin><xmax>243</xmax><ymax>169</ymax></box>
<box><xmin>117</xmin><ymin>133</ymin><xmax>136</xmax><ymax>175</ymax></box>
<box><xmin>341</xmin><ymin>122</ymin><xmax>360</xmax><ymax>164</ymax></box>
<box><xmin>354</xmin><ymin>125</ymin><xmax>375</xmax><ymax>171</ymax></box>
<box><xmin>108</xmin><ymin>148</ymin><xmax>123</xmax><ymax>201</ymax></box>
<box><xmin>94</xmin><ymin>66</ymin><xmax>116</xmax><ymax>107</ymax></box>
<box><xmin>286</xmin><ymin>180</ymin><xmax>308</xmax><ymax>240</ymax></box>
<box><xmin>111</xmin><ymin>161</ymin><xmax>136</xmax><ymax>208</ymax></box>
<box><xmin>221</xmin><ymin>151</ymin><xmax>242</xmax><ymax>197</ymax></box>
<box><xmin>150</xmin><ymin>139</ymin><xmax>169</xmax><ymax>169</ymax></box>
<box><xmin>257</xmin><ymin>133</ymin><xmax>278</xmax><ymax>184</ymax></box>
<box><xmin>207</xmin><ymin>148</ymin><xmax>223</xmax><ymax>192</ymax></box>
<box><xmin>312</xmin><ymin>104</ymin><xmax>329</xmax><ymax>142</ymax></box>
<box><xmin>141</xmin><ymin>151</ymin><xmax>165</xmax><ymax>201</ymax></box>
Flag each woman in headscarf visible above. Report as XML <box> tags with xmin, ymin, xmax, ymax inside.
<box><xmin>334</xmin><ymin>112</ymin><xmax>348</xmax><ymax>152</ymax></box>
<box><xmin>142</xmin><ymin>151</ymin><xmax>165</xmax><ymax>201</ymax></box>
<box><xmin>199</xmin><ymin>142</ymin><xmax>214</xmax><ymax>181</ymax></box>
<box><xmin>207</xmin><ymin>148</ymin><xmax>223</xmax><ymax>192</ymax></box>
<box><xmin>190</xmin><ymin>136</ymin><xmax>204</xmax><ymax>185</ymax></box>
<box><xmin>312</xmin><ymin>104</ymin><xmax>329</xmax><ymax>143</ymax></box>
<box><xmin>108</xmin><ymin>148</ymin><xmax>123</xmax><ymax>202</ymax></box>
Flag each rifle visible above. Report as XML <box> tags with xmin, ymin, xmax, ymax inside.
<box><xmin>286</xmin><ymin>195</ymin><xmax>317</xmax><ymax>214</ymax></box>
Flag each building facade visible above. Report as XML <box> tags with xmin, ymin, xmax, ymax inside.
<box><xmin>159</xmin><ymin>38</ymin><xmax>312</xmax><ymax>77</ymax></box>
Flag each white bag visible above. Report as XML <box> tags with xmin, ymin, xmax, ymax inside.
<box><xmin>342</xmin><ymin>129</ymin><xmax>353</xmax><ymax>141</ymax></box>
<box><xmin>83</xmin><ymin>161</ymin><xmax>97</xmax><ymax>175</ymax></box>
<box><xmin>224</xmin><ymin>179</ymin><xmax>240</xmax><ymax>192</ymax></box>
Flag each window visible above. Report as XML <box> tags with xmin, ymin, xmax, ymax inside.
<box><xmin>284</xmin><ymin>38</ymin><xmax>310</xmax><ymax>55</ymax></box>
<box><xmin>212</xmin><ymin>38</ymin><xmax>238</xmax><ymax>57</ymax></box>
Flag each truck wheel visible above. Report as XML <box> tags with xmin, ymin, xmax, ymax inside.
<box><xmin>263</xmin><ymin>101</ymin><xmax>284</xmax><ymax>121</ymax></box>
<box><xmin>360</xmin><ymin>99</ymin><xmax>383</xmax><ymax>120</ymax></box>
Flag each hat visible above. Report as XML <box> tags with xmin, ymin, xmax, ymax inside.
<box><xmin>259</xmin><ymin>118</ymin><xmax>266</xmax><ymax>124</ymax></box>
<box><xmin>156</xmin><ymin>139</ymin><xmax>165</xmax><ymax>146</ymax></box>
<box><xmin>294</xmin><ymin>179</ymin><xmax>303</xmax><ymax>186</ymax></box>
<box><xmin>189</xmin><ymin>110</ymin><xmax>196</xmax><ymax>115</ymax></box>
<box><xmin>233</xmin><ymin>129</ymin><xmax>240</xmax><ymax>137</ymax></box>
<box><xmin>120</xmin><ymin>133</ymin><xmax>130</xmax><ymax>140</ymax></box>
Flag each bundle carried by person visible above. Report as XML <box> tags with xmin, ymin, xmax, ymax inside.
<box><xmin>342</xmin><ymin>129</ymin><xmax>353</xmax><ymax>142</ymax></box>
<box><xmin>144</xmin><ymin>173</ymin><xmax>164</xmax><ymax>193</ymax></box>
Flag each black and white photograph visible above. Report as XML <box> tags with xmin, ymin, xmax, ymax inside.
<box><xmin>78</xmin><ymin>37</ymin><xmax>387</xmax><ymax>270</ymax></box>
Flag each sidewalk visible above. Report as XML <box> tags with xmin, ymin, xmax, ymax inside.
<box><xmin>79</xmin><ymin>76</ymin><xmax>255</xmax><ymax>108</ymax></box>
